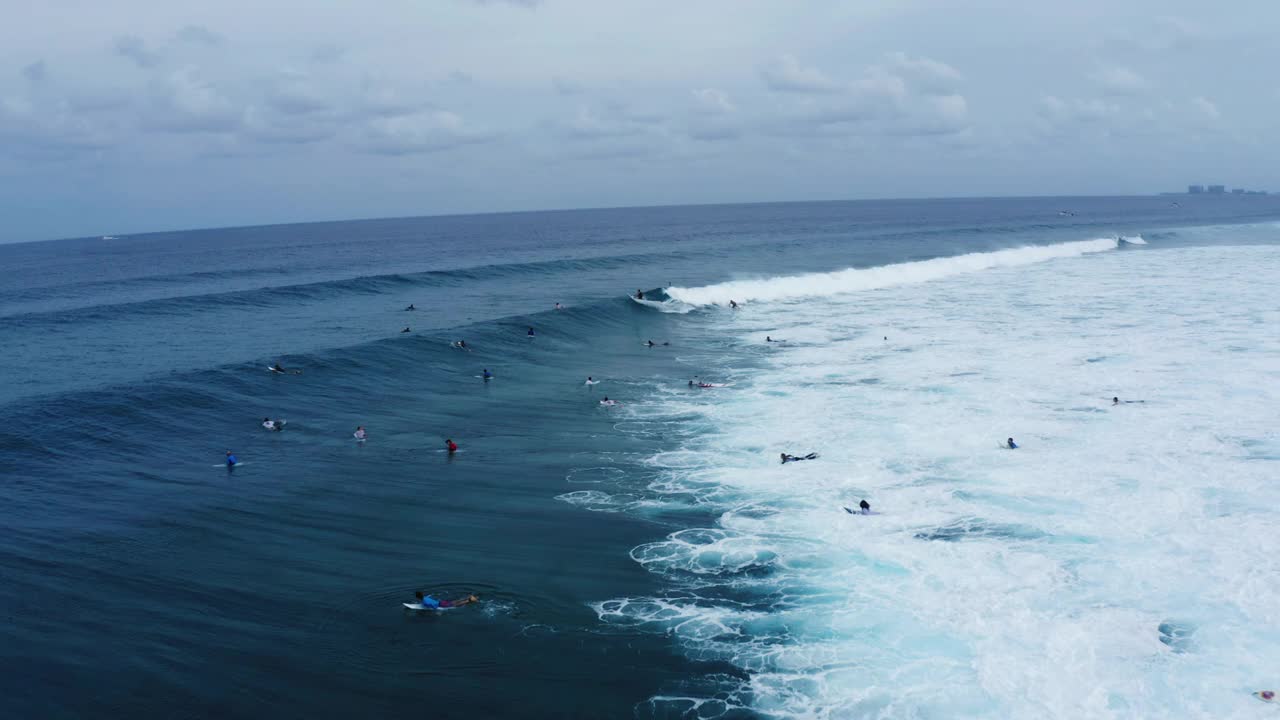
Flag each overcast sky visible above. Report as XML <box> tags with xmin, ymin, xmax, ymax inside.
<box><xmin>1</xmin><ymin>0</ymin><xmax>1276</xmax><ymax>243</ymax></box>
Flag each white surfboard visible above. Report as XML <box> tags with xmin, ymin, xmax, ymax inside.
<box><xmin>215</xmin><ymin>462</ymin><xmax>247</xmax><ymax>467</ymax></box>
<box><xmin>585</xmin><ymin>380</ymin><xmax>600</xmax><ymax>385</ymax></box>
<box><xmin>402</xmin><ymin>603</ymin><xmax>457</xmax><ymax>612</ymax></box>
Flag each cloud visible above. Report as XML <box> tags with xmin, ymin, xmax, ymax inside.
<box><xmin>762</xmin><ymin>54</ymin><xmax>840</xmax><ymax>93</ymax></box>
<box><xmin>1192</xmin><ymin>96</ymin><xmax>1220</xmax><ymax>120</ymax></box>
<box><xmin>886</xmin><ymin>52</ymin><xmax>962</xmax><ymax>95</ymax></box>
<box><xmin>553</xmin><ymin>77</ymin><xmax>585</xmax><ymax>95</ymax></box>
<box><xmin>266</xmin><ymin>71</ymin><xmax>330</xmax><ymax>115</ymax></box>
<box><xmin>1038</xmin><ymin>95</ymin><xmax>1119</xmax><ymax>123</ymax></box>
<box><xmin>0</xmin><ymin>95</ymin><xmax>115</xmax><ymax>158</ymax></box>
<box><xmin>114</xmin><ymin>34</ymin><xmax>161</xmax><ymax>68</ymax></box>
<box><xmin>562</xmin><ymin>106</ymin><xmax>643</xmax><ymax>139</ymax></box>
<box><xmin>357</xmin><ymin>110</ymin><xmax>494</xmax><ymax>154</ymax></box>
<box><xmin>1095</xmin><ymin>66</ymin><xmax>1147</xmax><ymax>95</ymax></box>
<box><xmin>176</xmin><ymin>25</ymin><xmax>223</xmax><ymax>46</ymax></box>
<box><xmin>146</xmin><ymin>67</ymin><xmax>241</xmax><ymax>132</ymax></box>
<box><xmin>692</xmin><ymin>88</ymin><xmax>735</xmax><ymax>114</ymax></box>
<box><xmin>311</xmin><ymin>44</ymin><xmax>346</xmax><ymax>63</ymax></box>
<box><xmin>241</xmin><ymin>106</ymin><xmax>336</xmax><ymax>145</ymax></box>
<box><xmin>22</xmin><ymin>61</ymin><xmax>47</xmax><ymax>83</ymax></box>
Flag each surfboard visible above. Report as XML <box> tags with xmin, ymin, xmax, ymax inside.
<box><xmin>584</xmin><ymin>380</ymin><xmax>600</xmax><ymax>385</ymax></box>
<box><xmin>599</xmin><ymin>401</ymin><xmax>621</xmax><ymax>406</ymax></box>
<box><xmin>215</xmin><ymin>462</ymin><xmax>247</xmax><ymax>467</ymax></box>
<box><xmin>843</xmin><ymin>507</ymin><xmax>880</xmax><ymax>515</ymax></box>
<box><xmin>998</xmin><ymin>442</ymin><xmax>1016</xmax><ymax>449</ymax></box>
<box><xmin>402</xmin><ymin>602</ymin><xmax>458</xmax><ymax>612</ymax></box>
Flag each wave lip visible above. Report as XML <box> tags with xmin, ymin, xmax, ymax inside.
<box><xmin>665</xmin><ymin>238</ymin><xmax>1121</xmax><ymax>305</ymax></box>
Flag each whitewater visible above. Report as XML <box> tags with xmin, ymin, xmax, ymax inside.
<box><xmin>588</xmin><ymin>240</ymin><xmax>1280</xmax><ymax>718</ymax></box>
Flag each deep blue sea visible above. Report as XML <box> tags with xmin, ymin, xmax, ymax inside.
<box><xmin>3</xmin><ymin>196</ymin><xmax>1280</xmax><ymax>719</ymax></box>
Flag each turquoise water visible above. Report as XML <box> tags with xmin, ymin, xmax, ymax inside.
<box><xmin>1</xmin><ymin>196</ymin><xmax>1279</xmax><ymax>719</ymax></box>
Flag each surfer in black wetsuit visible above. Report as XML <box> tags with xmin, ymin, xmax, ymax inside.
<box><xmin>729</xmin><ymin>300</ymin><xmax>739</xmax><ymax>309</ymax></box>
<box><xmin>405</xmin><ymin>304</ymin><xmax>415</xmax><ymax>311</ymax></box>
<box><xmin>859</xmin><ymin>499</ymin><xmax>871</xmax><ymax>514</ymax></box>
<box><xmin>401</xmin><ymin>327</ymin><xmax>410</xmax><ymax>333</ymax></box>
<box><xmin>636</xmin><ymin>289</ymin><xmax>644</xmax><ymax>300</ymax></box>
<box><xmin>781</xmin><ymin>452</ymin><xmax>818</xmax><ymax>464</ymax></box>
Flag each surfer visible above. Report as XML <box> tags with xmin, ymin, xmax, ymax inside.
<box><xmin>555</xmin><ymin>302</ymin><xmax>563</xmax><ymax>310</ymax></box>
<box><xmin>225</xmin><ymin>451</ymin><xmax>238</xmax><ymax>467</ymax></box>
<box><xmin>405</xmin><ymin>304</ymin><xmax>415</xmax><ymax>311</ymax></box>
<box><xmin>354</xmin><ymin>426</ymin><xmax>367</xmax><ymax>441</ymax></box>
<box><xmin>646</xmin><ymin>340</ymin><xmax>656</xmax><ymax>347</ymax></box>
<box><xmin>413</xmin><ymin>591</ymin><xmax>479</xmax><ymax>609</ymax></box>
<box><xmin>859</xmin><ymin>499</ymin><xmax>871</xmax><ymax>515</ymax></box>
<box><xmin>271</xmin><ymin>363</ymin><xmax>286</xmax><ymax>373</ymax></box>
<box><xmin>445</xmin><ymin>438</ymin><xmax>458</xmax><ymax>454</ymax></box>
<box><xmin>635</xmin><ymin>289</ymin><xmax>644</xmax><ymax>300</ymax></box>
<box><xmin>586</xmin><ymin>376</ymin><xmax>596</xmax><ymax>385</ymax></box>
<box><xmin>600</xmin><ymin>397</ymin><xmax>620</xmax><ymax>406</ymax></box>
<box><xmin>766</xmin><ymin>336</ymin><xmax>772</xmax><ymax>342</ymax></box>
<box><xmin>262</xmin><ymin>417</ymin><xmax>275</xmax><ymax>430</ymax></box>
<box><xmin>527</xmin><ymin>327</ymin><xmax>536</xmax><ymax>337</ymax></box>
<box><xmin>781</xmin><ymin>453</ymin><xmax>818</xmax><ymax>464</ymax></box>
<box><xmin>401</xmin><ymin>327</ymin><xmax>410</xmax><ymax>333</ymax></box>
<box><xmin>454</xmin><ymin>340</ymin><xmax>469</xmax><ymax>350</ymax></box>
<box><xmin>1113</xmin><ymin>396</ymin><xmax>1120</xmax><ymax>405</ymax></box>
<box><xmin>688</xmin><ymin>379</ymin><xmax>695</xmax><ymax>388</ymax></box>
<box><xmin>482</xmin><ymin>368</ymin><xmax>493</xmax><ymax>380</ymax></box>
<box><xmin>729</xmin><ymin>300</ymin><xmax>738</xmax><ymax>309</ymax></box>
<box><xmin>1006</xmin><ymin>438</ymin><xmax>1018</xmax><ymax>449</ymax></box>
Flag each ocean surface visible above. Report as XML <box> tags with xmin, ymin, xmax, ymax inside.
<box><xmin>2</xmin><ymin>196</ymin><xmax>1279</xmax><ymax>719</ymax></box>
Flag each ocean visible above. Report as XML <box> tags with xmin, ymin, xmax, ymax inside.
<box><xmin>1</xmin><ymin>195</ymin><xmax>1279</xmax><ymax>719</ymax></box>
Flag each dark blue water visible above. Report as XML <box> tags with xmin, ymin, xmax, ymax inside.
<box><xmin>1</xmin><ymin>196</ymin><xmax>1278</xmax><ymax>719</ymax></box>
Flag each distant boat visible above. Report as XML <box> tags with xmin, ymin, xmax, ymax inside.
<box><xmin>101</xmin><ymin>235</ymin><xmax>117</xmax><ymax>240</ymax></box>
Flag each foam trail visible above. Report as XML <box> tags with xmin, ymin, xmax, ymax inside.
<box><xmin>1120</xmin><ymin>235</ymin><xmax>1148</xmax><ymax>245</ymax></box>
<box><xmin>665</xmin><ymin>238</ymin><xmax>1119</xmax><ymax>305</ymax></box>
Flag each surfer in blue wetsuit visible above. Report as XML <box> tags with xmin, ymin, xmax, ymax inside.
<box><xmin>1006</xmin><ymin>438</ymin><xmax>1018</xmax><ymax>449</ymax></box>
<box><xmin>482</xmin><ymin>369</ymin><xmax>493</xmax><ymax>380</ymax></box>
<box><xmin>413</xmin><ymin>591</ymin><xmax>479</xmax><ymax>609</ymax></box>
<box><xmin>527</xmin><ymin>327</ymin><xmax>535</xmax><ymax>337</ymax></box>
<box><xmin>225</xmin><ymin>451</ymin><xmax>238</xmax><ymax>467</ymax></box>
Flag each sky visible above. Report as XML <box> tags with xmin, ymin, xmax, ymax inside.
<box><xmin>1</xmin><ymin>0</ymin><xmax>1277</xmax><ymax>243</ymax></box>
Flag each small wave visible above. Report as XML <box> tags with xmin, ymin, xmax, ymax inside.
<box><xmin>665</xmin><ymin>237</ymin><xmax>1119</xmax><ymax>305</ymax></box>
<box><xmin>1119</xmin><ymin>235</ymin><xmax>1148</xmax><ymax>245</ymax></box>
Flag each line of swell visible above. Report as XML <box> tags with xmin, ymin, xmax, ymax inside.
<box><xmin>664</xmin><ymin>237</ymin><xmax>1122</xmax><ymax>306</ymax></box>
<box><xmin>0</xmin><ymin>249</ymin><xmax>689</xmax><ymax>326</ymax></box>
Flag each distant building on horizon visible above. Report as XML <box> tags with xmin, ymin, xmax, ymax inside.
<box><xmin>1208</xmin><ymin>185</ymin><xmax>1226</xmax><ymax>194</ymax></box>
<box><xmin>1188</xmin><ymin>185</ymin><xmax>1204</xmax><ymax>194</ymax></box>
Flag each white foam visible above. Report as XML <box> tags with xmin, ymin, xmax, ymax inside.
<box><xmin>595</xmin><ymin>244</ymin><xmax>1280</xmax><ymax>718</ymax></box>
<box><xmin>665</xmin><ymin>238</ymin><xmax>1119</xmax><ymax>306</ymax></box>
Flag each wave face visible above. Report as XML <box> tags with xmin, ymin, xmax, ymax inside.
<box><xmin>2</xmin><ymin>198</ymin><xmax>1280</xmax><ymax>719</ymax></box>
<box><xmin>666</xmin><ymin>238</ymin><xmax>1118</xmax><ymax>305</ymax></box>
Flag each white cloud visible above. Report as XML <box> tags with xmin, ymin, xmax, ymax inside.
<box><xmin>175</xmin><ymin>25</ymin><xmax>223</xmax><ymax>46</ymax></box>
<box><xmin>691</xmin><ymin>88</ymin><xmax>734</xmax><ymax>114</ymax></box>
<box><xmin>358</xmin><ymin>110</ymin><xmax>493</xmax><ymax>154</ymax></box>
<box><xmin>886</xmin><ymin>52</ymin><xmax>962</xmax><ymax>95</ymax></box>
<box><xmin>146</xmin><ymin>67</ymin><xmax>241</xmax><ymax>133</ymax></box>
<box><xmin>1192</xmin><ymin>96</ymin><xmax>1220</xmax><ymax>119</ymax></box>
<box><xmin>762</xmin><ymin>54</ymin><xmax>840</xmax><ymax>93</ymax></box>
<box><xmin>1095</xmin><ymin>66</ymin><xmax>1147</xmax><ymax>95</ymax></box>
<box><xmin>266</xmin><ymin>71</ymin><xmax>330</xmax><ymax>115</ymax></box>
<box><xmin>114</xmin><ymin>34</ymin><xmax>160</xmax><ymax>68</ymax></box>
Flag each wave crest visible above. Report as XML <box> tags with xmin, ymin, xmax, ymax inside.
<box><xmin>665</xmin><ymin>238</ymin><xmax>1120</xmax><ymax>305</ymax></box>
